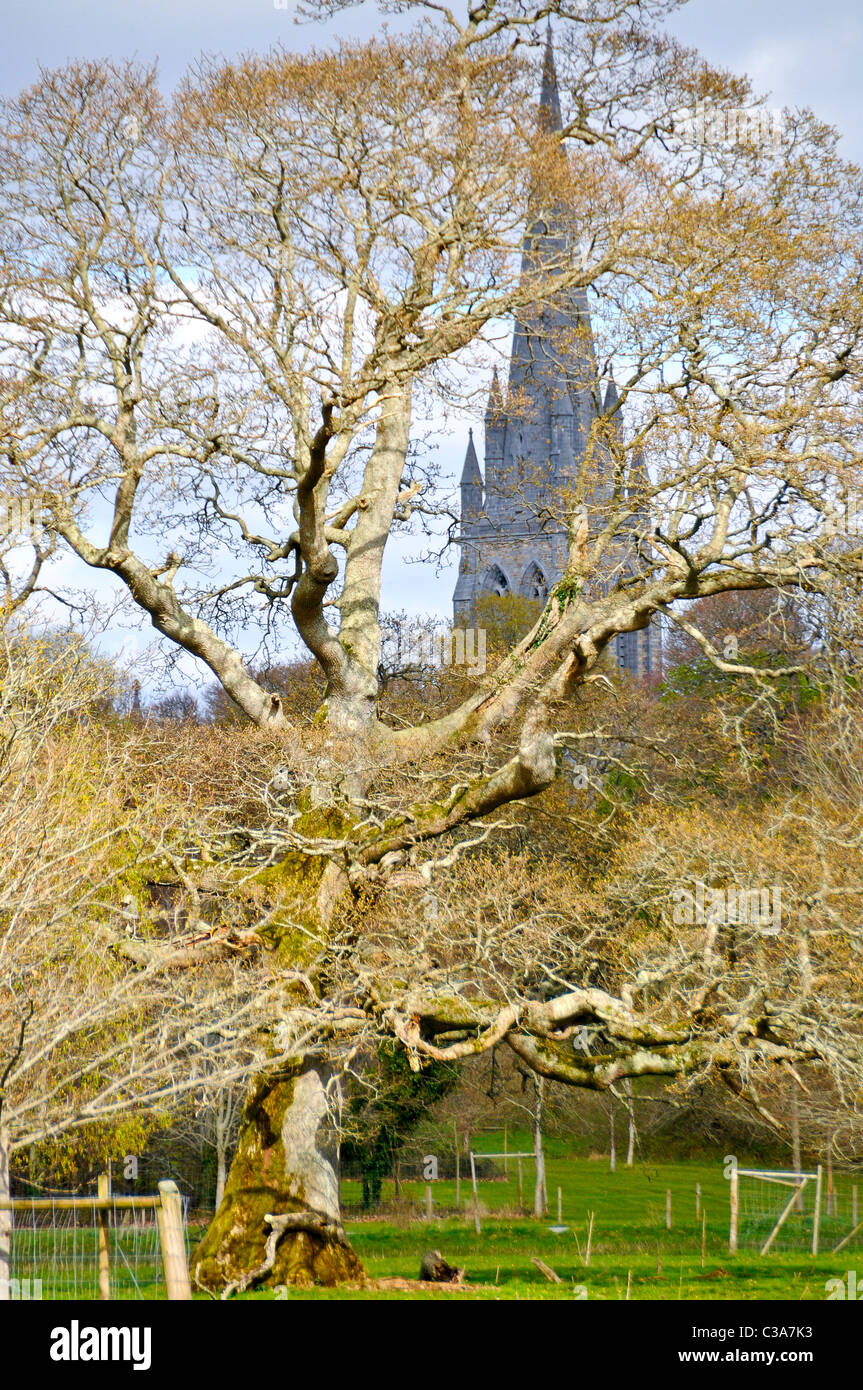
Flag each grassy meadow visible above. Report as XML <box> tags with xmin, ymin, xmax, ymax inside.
<box><xmin>9</xmin><ymin>1132</ymin><xmax>859</xmax><ymax>1300</ymax></box>
<box><xmin>252</xmin><ymin>1133</ymin><xmax>862</xmax><ymax>1300</ymax></box>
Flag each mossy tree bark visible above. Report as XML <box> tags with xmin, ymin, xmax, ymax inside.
<box><xmin>191</xmin><ymin>1064</ymin><xmax>363</xmax><ymax>1293</ymax></box>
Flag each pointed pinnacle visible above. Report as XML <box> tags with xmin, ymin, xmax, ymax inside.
<box><xmin>539</xmin><ymin>24</ymin><xmax>563</xmax><ymax>133</ymax></box>
<box><xmin>485</xmin><ymin>369</ymin><xmax>505</xmax><ymax>424</ymax></box>
<box><xmin>460</xmin><ymin>429</ymin><xmax>482</xmax><ymax>486</ymax></box>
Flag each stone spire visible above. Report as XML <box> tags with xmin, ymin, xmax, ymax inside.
<box><xmin>539</xmin><ymin>23</ymin><xmax>563</xmax><ymax>134</ymax></box>
<box><xmin>483</xmin><ymin>370</ymin><xmax>506</xmax><ymax>521</ymax></box>
<box><xmin>459</xmin><ymin>427</ymin><xmax>483</xmax><ymax>519</ymax></box>
<box><xmin>451</xmin><ymin>32</ymin><xmax>658</xmax><ymax>675</ymax></box>
<box><xmin>485</xmin><ymin>368</ymin><xmax>505</xmax><ymax>429</ymax></box>
<box><xmin>499</xmin><ymin>24</ymin><xmax>599</xmax><ymax>508</ymax></box>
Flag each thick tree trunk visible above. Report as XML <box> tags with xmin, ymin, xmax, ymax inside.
<box><xmin>191</xmin><ymin>1066</ymin><xmax>363</xmax><ymax>1293</ymax></box>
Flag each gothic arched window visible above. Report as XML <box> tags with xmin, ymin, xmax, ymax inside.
<box><xmin>480</xmin><ymin>564</ymin><xmax>511</xmax><ymax>597</ymax></box>
<box><xmin>520</xmin><ymin>562</ymin><xmax>548</xmax><ymax>602</ymax></box>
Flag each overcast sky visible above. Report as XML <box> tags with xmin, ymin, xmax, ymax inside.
<box><xmin>4</xmin><ymin>1</ymin><xmax>860</xmax><ymax>685</ymax></box>
<box><xmin>4</xmin><ymin>0</ymin><xmax>860</xmax><ymax>163</ymax></box>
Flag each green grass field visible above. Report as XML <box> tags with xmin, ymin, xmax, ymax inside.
<box><xmin>9</xmin><ymin>1135</ymin><xmax>861</xmax><ymax>1299</ymax></box>
<box><xmin>7</xmin><ymin>1221</ymin><xmax>167</xmax><ymax>1300</ymax></box>
<box><xmin>271</xmin><ymin>1135</ymin><xmax>862</xmax><ymax>1301</ymax></box>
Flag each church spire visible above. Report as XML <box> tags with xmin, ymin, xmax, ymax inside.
<box><xmin>460</xmin><ymin>427</ymin><xmax>482</xmax><ymax>485</ymax></box>
<box><xmin>485</xmin><ymin>368</ymin><xmax>504</xmax><ymax>427</ymax></box>
<box><xmin>459</xmin><ymin>427</ymin><xmax>483</xmax><ymax>519</ymax></box>
<box><xmin>539</xmin><ymin>24</ymin><xmax>563</xmax><ymax>133</ymax></box>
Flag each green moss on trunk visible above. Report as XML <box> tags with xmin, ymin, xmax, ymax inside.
<box><xmin>191</xmin><ymin>1070</ymin><xmax>364</xmax><ymax>1292</ymax></box>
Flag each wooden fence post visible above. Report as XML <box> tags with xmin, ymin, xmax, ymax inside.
<box><xmin>831</xmin><ymin>1215</ymin><xmax>863</xmax><ymax>1255</ymax></box>
<box><xmin>469</xmin><ymin>1153</ymin><xmax>481</xmax><ymax>1235</ymax></box>
<box><xmin>729</xmin><ymin>1167</ymin><xmax>739</xmax><ymax>1254</ymax></box>
<box><xmin>665</xmin><ymin>1189</ymin><xmax>672</xmax><ymax>1231</ymax></box>
<box><xmin>826</xmin><ymin>1152</ymin><xmax>835</xmax><ymax>1217</ymax></box>
<box><xmin>454</xmin><ymin>1134</ymin><xmax>461</xmax><ymax>1211</ymax></box>
<box><xmin>0</xmin><ymin>1124</ymin><xmax>10</xmax><ymax>1301</ymax></box>
<box><xmin>812</xmin><ymin>1165</ymin><xmax>823</xmax><ymax>1257</ymax></box>
<box><xmin>157</xmin><ymin>1181</ymin><xmax>192</xmax><ymax>1300</ymax></box>
<box><xmin>695</xmin><ymin>1183</ymin><xmax>701</xmax><ymax>1221</ymax></box>
<box><xmin>533</xmin><ymin>1135</ymin><xmax>546</xmax><ymax>1217</ymax></box>
<box><xmin>97</xmin><ymin>1172</ymin><xmax>111</xmax><ymax>1300</ymax></box>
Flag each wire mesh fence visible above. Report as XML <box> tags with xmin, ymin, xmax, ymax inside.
<box><xmin>736</xmin><ymin>1169</ymin><xmax>863</xmax><ymax>1255</ymax></box>
<box><xmin>2</xmin><ymin>1191</ymin><xmax>192</xmax><ymax>1300</ymax></box>
<box><xmin>340</xmin><ymin>1153</ymin><xmax>509</xmax><ymax>1220</ymax></box>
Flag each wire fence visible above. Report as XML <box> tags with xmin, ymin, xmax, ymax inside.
<box><xmin>1</xmin><ymin>1189</ymin><xmax>192</xmax><ymax>1301</ymax></box>
<box><xmin>340</xmin><ymin>1154</ymin><xmax>510</xmax><ymax>1220</ymax></box>
<box><xmin>736</xmin><ymin>1169</ymin><xmax>863</xmax><ymax>1255</ymax></box>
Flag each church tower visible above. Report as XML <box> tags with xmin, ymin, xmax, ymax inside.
<box><xmin>452</xmin><ymin>30</ymin><xmax>656</xmax><ymax>679</ymax></box>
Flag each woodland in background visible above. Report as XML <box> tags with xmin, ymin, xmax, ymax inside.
<box><xmin>4</xmin><ymin>590</ymin><xmax>862</xmax><ymax>1214</ymax></box>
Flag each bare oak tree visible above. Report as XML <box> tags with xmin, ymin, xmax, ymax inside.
<box><xmin>2</xmin><ymin>0</ymin><xmax>863</xmax><ymax>1286</ymax></box>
